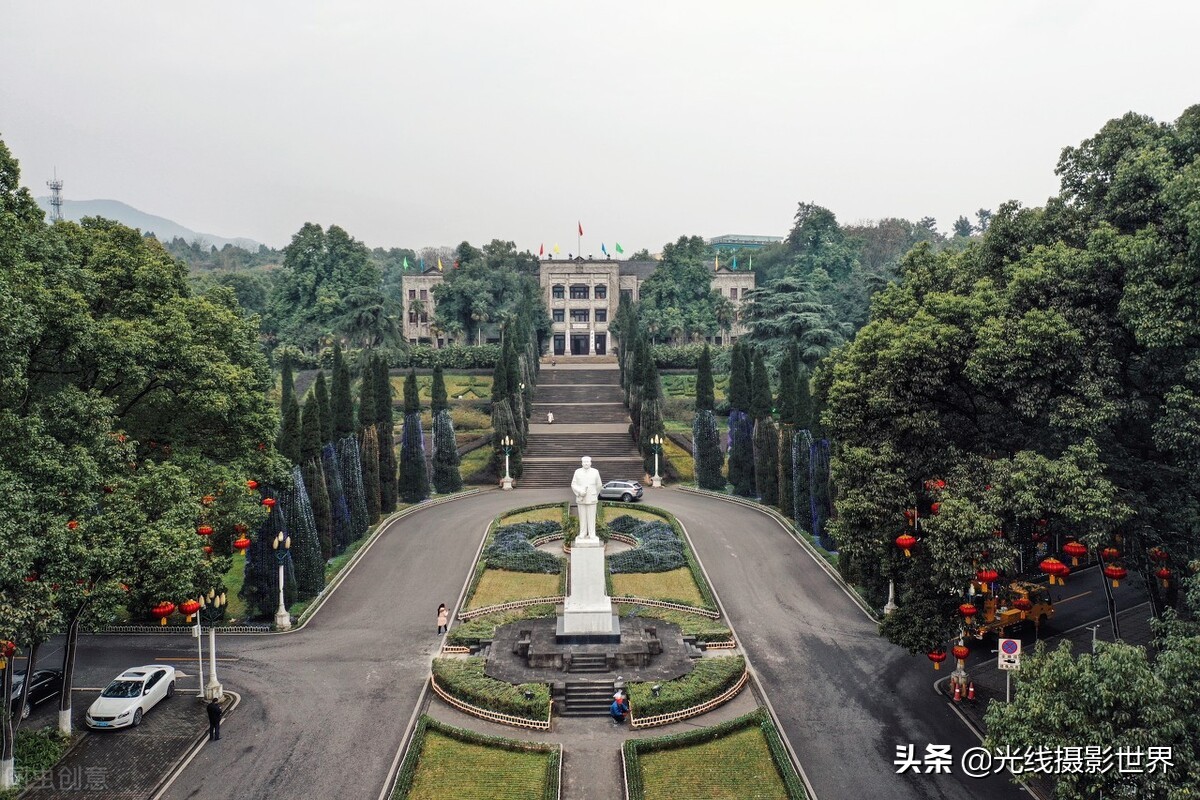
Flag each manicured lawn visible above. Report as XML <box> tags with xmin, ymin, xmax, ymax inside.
<box><xmin>459</xmin><ymin>446</ymin><xmax>494</xmax><ymax>484</ymax></box>
<box><xmin>639</xmin><ymin>726</ymin><xmax>789</xmax><ymax>800</ymax></box>
<box><xmin>0</xmin><ymin>729</ymin><xmax>74</xmax><ymax>799</ymax></box>
<box><xmin>222</xmin><ymin>552</ymin><xmax>249</xmax><ymax>620</ymax></box>
<box><xmin>661</xmin><ymin>374</ymin><xmax>729</xmax><ymax>405</ymax></box>
<box><xmin>663</xmin><ymin>438</ymin><xmax>694</xmax><ymax>482</ymax></box>
<box><xmin>501</xmin><ymin>506</ymin><xmax>563</xmax><ymax>525</ymax></box>
<box><xmin>615</xmin><ymin>604</ymin><xmax>732</xmax><ymax>642</ymax></box>
<box><xmin>403</xmin><ymin>730</ymin><xmax>551</xmax><ymax>800</ymax></box>
<box><xmin>612</xmin><ymin>568</ymin><xmax>705</xmax><ymax>606</ymax></box>
<box><xmin>466</xmin><ymin>569</ymin><xmax>561</xmax><ymax>610</ymax></box>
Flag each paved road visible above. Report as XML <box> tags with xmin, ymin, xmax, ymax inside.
<box><xmin>43</xmin><ymin>485</ymin><xmax>1044</xmax><ymax>800</ymax></box>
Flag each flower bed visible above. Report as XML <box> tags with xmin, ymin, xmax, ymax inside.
<box><xmin>431</xmin><ymin>657</ymin><xmax>550</xmax><ymax>721</ymax></box>
<box><xmin>607</xmin><ymin>517</ymin><xmax>687</xmax><ymax>573</ymax></box>
<box><xmin>483</xmin><ymin>522</ymin><xmax>565</xmax><ymax>573</ymax></box>
<box><xmin>627</xmin><ymin>656</ymin><xmax>745</xmax><ymax>718</ymax></box>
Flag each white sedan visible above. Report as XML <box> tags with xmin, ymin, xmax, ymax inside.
<box><xmin>85</xmin><ymin>665</ymin><xmax>176</xmax><ymax>729</ymax></box>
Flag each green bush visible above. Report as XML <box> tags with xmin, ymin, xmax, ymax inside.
<box><xmin>432</xmin><ymin>657</ymin><xmax>550</xmax><ymax>720</ymax></box>
<box><xmin>392</xmin><ymin>344</ymin><xmax>503</xmax><ymax>370</ymax></box>
<box><xmin>447</xmin><ymin>604</ymin><xmax>557</xmax><ymax>646</ymax></box>
<box><xmin>651</xmin><ymin>344</ymin><xmax>731</xmax><ymax>371</ymax></box>
<box><xmin>607</xmin><ymin>517</ymin><xmax>687</xmax><ymax>573</ymax></box>
<box><xmin>1</xmin><ymin>729</ymin><xmax>73</xmax><ymax>798</ymax></box>
<box><xmin>622</xmin><ymin>708</ymin><xmax>806</xmax><ymax>800</ymax></box>
<box><xmin>627</xmin><ymin>656</ymin><xmax>745</xmax><ymax>717</ymax></box>
<box><xmin>484</xmin><ymin>523</ymin><xmax>564</xmax><ymax>573</ymax></box>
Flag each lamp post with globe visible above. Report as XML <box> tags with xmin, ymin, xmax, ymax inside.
<box><xmin>501</xmin><ymin>435</ymin><xmax>514</xmax><ymax>491</ymax></box>
<box><xmin>197</xmin><ymin>589</ymin><xmax>226</xmax><ymax>701</ymax></box>
<box><xmin>649</xmin><ymin>434</ymin><xmax>663</xmax><ymax>488</ymax></box>
<box><xmin>272</xmin><ymin>532</ymin><xmax>292</xmax><ymax>631</ymax></box>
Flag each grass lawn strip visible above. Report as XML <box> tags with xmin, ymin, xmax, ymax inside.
<box><xmin>458</xmin><ymin>445</ymin><xmax>493</xmax><ymax>484</ymax></box>
<box><xmin>662</xmin><ymin>438</ymin><xmax>695</xmax><ymax>483</ymax></box>
<box><xmin>466</xmin><ymin>569</ymin><xmax>561</xmax><ymax>610</ymax></box>
<box><xmin>612</xmin><ymin>568</ymin><xmax>704</xmax><ymax>606</ymax></box>
<box><xmin>431</xmin><ymin>657</ymin><xmax>549</xmax><ymax>720</ymax></box>
<box><xmin>640</xmin><ymin>726</ymin><xmax>788</xmax><ymax>800</ymax></box>
<box><xmin>627</xmin><ymin>656</ymin><xmax>745</xmax><ymax>718</ymax></box>
<box><xmin>0</xmin><ymin>730</ymin><xmax>74</xmax><ymax>799</ymax></box>
<box><xmin>404</xmin><ymin>730</ymin><xmax>551</xmax><ymax>800</ymax></box>
<box><xmin>614</xmin><ymin>604</ymin><xmax>732</xmax><ymax>642</ymax></box>
<box><xmin>501</xmin><ymin>506</ymin><xmax>565</xmax><ymax>525</ymax></box>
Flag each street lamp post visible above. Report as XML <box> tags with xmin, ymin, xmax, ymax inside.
<box><xmin>198</xmin><ymin>589</ymin><xmax>226</xmax><ymax>701</ymax></box>
<box><xmin>883</xmin><ymin>579</ymin><xmax>898</xmax><ymax>615</ymax></box>
<box><xmin>649</xmin><ymin>434</ymin><xmax>663</xmax><ymax>488</ymax></box>
<box><xmin>501</xmin><ymin>435</ymin><xmax>514</xmax><ymax>491</ymax></box>
<box><xmin>273</xmin><ymin>531</ymin><xmax>292</xmax><ymax>631</ymax></box>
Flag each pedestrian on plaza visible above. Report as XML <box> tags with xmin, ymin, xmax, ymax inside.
<box><xmin>207</xmin><ymin>697</ymin><xmax>222</xmax><ymax>741</ymax></box>
<box><xmin>610</xmin><ymin>698</ymin><xmax>625</xmax><ymax>725</ymax></box>
<box><xmin>547</xmin><ymin>412</ymin><xmax>555</xmax><ymax>424</ymax></box>
<box><xmin>437</xmin><ymin>603</ymin><xmax>449</xmax><ymax>634</ymax></box>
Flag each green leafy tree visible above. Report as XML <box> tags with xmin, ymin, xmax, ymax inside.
<box><xmin>278</xmin><ymin>357</ymin><xmax>301</xmax><ymax>464</ymax></box>
<box><xmin>301</xmin><ymin>392</ymin><xmax>333</xmax><ymax>559</ymax></box>
<box><xmin>952</xmin><ymin>215</ymin><xmax>974</xmax><ymax>238</ymax></box>
<box><xmin>777</xmin><ymin>349</ymin><xmax>798</xmax><ymax>514</ymax></box>
<box><xmin>398</xmin><ymin>370</ymin><xmax>430</xmax><ymax>502</ymax></box>
<box><xmin>750</xmin><ymin>353</ymin><xmax>779</xmax><ymax>504</ymax></box>
<box><xmin>331</xmin><ymin>343</ymin><xmax>354</xmax><ymax>438</ymax></box>
<box><xmin>314</xmin><ymin>370</ymin><xmax>333</xmax><ymax>444</ymax></box>
<box><xmin>430</xmin><ymin>367</ymin><xmax>462</xmax><ymax>493</ymax></box>
<box><xmin>693</xmin><ymin>345</ymin><xmax>725</xmax><ymax>489</ymax></box>
<box><xmin>639</xmin><ymin>360</ymin><xmax>666</xmax><ymax>477</ymax></box>
<box><xmin>638</xmin><ymin>236</ymin><xmax>733</xmax><ymax>342</ymax></box>
<box><xmin>726</xmin><ymin>343</ymin><xmax>755</xmax><ymax>496</ymax></box>
<box><xmin>374</xmin><ymin>356</ymin><xmax>398</xmax><ymax>512</ymax></box>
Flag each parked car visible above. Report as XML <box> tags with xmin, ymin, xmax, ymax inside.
<box><xmin>599</xmin><ymin>480</ymin><xmax>643</xmax><ymax>502</ymax></box>
<box><xmin>10</xmin><ymin>669</ymin><xmax>63</xmax><ymax>720</ymax></box>
<box><xmin>85</xmin><ymin>665</ymin><xmax>176</xmax><ymax>729</ymax></box>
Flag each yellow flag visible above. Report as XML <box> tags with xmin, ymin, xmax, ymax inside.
<box><xmin>714</xmin><ymin>255</ymin><xmax>719</xmax><ymax>272</ymax></box>
<box><xmin>553</xmin><ymin>244</ymin><xmax>561</xmax><ymax>254</ymax></box>
<box><xmin>437</xmin><ymin>257</ymin><xmax>444</xmax><ymax>271</ymax></box>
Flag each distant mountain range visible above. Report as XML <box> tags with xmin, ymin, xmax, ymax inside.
<box><xmin>35</xmin><ymin>198</ymin><xmax>263</xmax><ymax>251</ymax></box>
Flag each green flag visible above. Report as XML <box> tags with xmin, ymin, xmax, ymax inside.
<box><xmin>732</xmin><ymin>256</ymin><xmax>738</xmax><ymax>270</ymax></box>
<box><xmin>402</xmin><ymin>255</ymin><xmax>410</xmax><ymax>271</ymax></box>
<box><xmin>615</xmin><ymin>242</ymin><xmax>624</xmax><ymax>254</ymax></box>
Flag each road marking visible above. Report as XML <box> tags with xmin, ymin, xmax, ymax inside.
<box><xmin>1054</xmin><ymin>591</ymin><xmax>1092</xmax><ymax>605</ymax></box>
<box><xmin>152</xmin><ymin>656</ymin><xmax>239</xmax><ymax>662</ymax></box>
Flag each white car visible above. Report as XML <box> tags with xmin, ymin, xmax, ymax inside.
<box><xmin>85</xmin><ymin>665</ymin><xmax>176</xmax><ymax>729</ymax></box>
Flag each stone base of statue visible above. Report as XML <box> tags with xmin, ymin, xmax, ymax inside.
<box><xmin>557</xmin><ymin>536</ymin><xmax>621</xmax><ymax>643</ymax></box>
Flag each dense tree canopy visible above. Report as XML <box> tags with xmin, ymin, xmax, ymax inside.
<box><xmin>636</xmin><ymin>236</ymin><xmax>734</xmax><ymax>343</ymax></box>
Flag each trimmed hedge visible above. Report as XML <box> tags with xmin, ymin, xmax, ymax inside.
<box><xmin>622</xmin><ymin>708</ymin><xmax>806</xmax><ymax>800</ymax></box>
<box><xmin>431</xmin><ymin>657</ymin><xmax>550</xmax><ymax>720</ymax></box>
<box><xmin>626</xmin><ymin>656</ymin><xmax>745</xmax><ymax>718</ymax></box>
<box><xmin>447</xmin><ymin>604</ymin><xmax>557</xmax><ymax>647</ymax></box>
<box><xmin>391</xmin><ymin>344</ymin><xmax>503</xmax><ymax>370</ymax></box>
<box><xmin>393</xmin><ymin>715</ymin><xmax>559</xmax><ymax>800</ymax></box>
<box><xmin>607</xmin><ymin>517</ymin><xmax>686</xmax><ymax>573</ymax></box>
<box><xmin>484</xmin><ymin>523</ymin><xmax>564</xmax><ymax>573</ymax></box>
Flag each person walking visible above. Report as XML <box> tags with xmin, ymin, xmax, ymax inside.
<box><xmin>437</xmin><ymin>603</ymin><xmax>449</xmax><ymax>635</ymax></box>
<box><xmin>207</xmin><ymin>697</ymin><xmax>222</xmax><ymax>741</ymax></box>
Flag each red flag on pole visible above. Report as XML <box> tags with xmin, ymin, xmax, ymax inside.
<box><xmin>578</xmin><ymin>221</ymin><xmax>584</xmax><ymax>236</ymax></box>
<box><xmin>539</xmin><ymin>243</ymin><xmax>544</xmax><ymax>256</ymax></box>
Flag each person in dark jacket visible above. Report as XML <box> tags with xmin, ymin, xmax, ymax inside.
<box><xmin>207</xmin><ymin>698</ymin><xmax>222</xmax><ymax>741</ymax></box>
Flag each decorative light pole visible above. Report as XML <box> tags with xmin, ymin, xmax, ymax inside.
<box><xmin>649</xmin><ymin>434</ymin><xmax>663</xmax><ymax>488</ymax></box>
<box><xmin>883</xmin><ymin>579</ymin><xmax>898</xmax><ymax>615</ymax></box>
<box><xmin>501</xmin><ymin>435</ymin><xmax>514</xmax><ymax>491</ymax></box>
<box><xmin>198</xmin><ymin>589</ymin><xmax>226</xmax><ymax>701</ymax></box>
<box><xmin>272</xmin><ymin>531</ymin><xmax>292</xmax><ymax>631</ymax></box>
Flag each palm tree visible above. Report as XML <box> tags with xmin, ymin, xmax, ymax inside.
<box><xmin>336</xmin><ymin>288</ymin><xmax>403</xmax><ymax>349</ymax></box>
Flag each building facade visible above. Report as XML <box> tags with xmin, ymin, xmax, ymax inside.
<box><xmin>401</xmin><ymin>257</ymin><xmax>755</xmax><ymax>357</ymax></box>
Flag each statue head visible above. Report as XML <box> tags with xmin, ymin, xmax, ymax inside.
<box><xmin>581</xmin><ymin>456</ymin><xmax>592</xmax><ymax>469</ymax></box>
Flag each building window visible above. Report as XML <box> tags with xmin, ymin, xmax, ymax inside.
<box><xmin>552</xmin><ymin>284</ymin><xmax>565</xmax><ymax>300</ymax></box>
<box><xmin>420</xmin><ymin>313</ymin><xmax>428</xmax><ymax>323</ymax></box>
<box><xmin>570</xmin><ymin>308</ymin><xmax>590</xmax><ymax>323</ymax></box>
<box><xmin>552</xmin><ymin>309</ymin><xmax>564</xmax><ymax>323</ymax></box>
<box><xmin>408</xmin><ymin>311</ymin><xmax>417</xmax><ymax>323</ymax></box>
<box><xmin>570</xmin><ymin>285</ymin><xmax>589</xmax><ymax>300</ymax></box>
<box><xmin>620</xmin><ymin>289</ymin><xmax>633</xmax><ymax>302</ymax></box>
<box><xmin>595</xmin><ymin>309</ymin><xmax>608</xmax><ymax>323</ymax></box>
<box><xmin>730</xmin><ymin>288</ymin><xmax>738</xmax><ymax>300</ymax></box>
<box><xmin>594</xmin><ymin>284</ymin><xmax>607</xmax><ymax>299</ymax></box>
<box><xmin>714</xmin><ymin>336</ymin><xmax>722</xmax><ymax>346</ymax></box>
<box><xmin>408</xmin><ymin>289</ymin><xmax>416</xmax><ymax>300</ymax></box>
<box><xmin>419</xmin><ymin>289</ymin><xmax>428</xmax><ymax>301</ymax></box>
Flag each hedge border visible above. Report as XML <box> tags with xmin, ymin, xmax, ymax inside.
<box><xmin>392</xmin><ymin>714</ymin><xmax>561</xmax><ymax>800</ymax></box>
<box><xmin>461</xmin><ymin>503</ymin><xmax>569</xmax><ymax>609</ymax></box>
<box><xmin>622</xmin><ymin>708</ymin><xmax>807</xmax><ymax>800</ymax></box>
<box><xmin>602</xmin><ymin>501</ymin><xmax>718</xmax><ymax>611</ymax></box>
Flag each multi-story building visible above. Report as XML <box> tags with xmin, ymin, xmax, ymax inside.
<box><xmin>707</xmin><ymin>234</ymin><xmax>784</xmax><ymax>252</ymax></box>
<box><xmin>401</xmin><ymin>256</ymin><xmax>755</xmax><ymax>357</ymax></box>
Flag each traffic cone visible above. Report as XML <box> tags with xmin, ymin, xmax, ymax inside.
<box><xmin>953</xmin><ymin>682</ymin><xmax>962</xmax><ymax>702</ymax></box>
<box><xmin>967</xmin><ymin>682</ymin><xmax>976</xmax><ymax>702</ymax></box>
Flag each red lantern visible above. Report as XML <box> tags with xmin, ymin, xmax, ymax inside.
<box><xmin>203</xmin><ymin>545</ymin><xmax>214</xmax><ymax>555</ymax></box>
<box><xmin>67</xmin><ymin>520</ymin><xmax>78</xmax><ymax>530</ymax></box>
<box><xmin>1063</xmin><ymin>541</ymin><xmax>1088</xmax><ymax>566</ymax></box>
<box><xmin>976</xmin><ymin>568</ymin><xmax>999</xmax><ymax>592</ymax></box>
<box><xmin>233</xmin><ymin>536</ymin><xmax>251</xmax><ymax>552</ymax></box>
<box><xmin>1103</xmin><ymin>564</ymin><xmax>1127</xmax><ymax>588</ymax></box>
<box><xmin>927</xmin><ymin>650</ymin><xmax>947</xmax><ymax>670</ymax></box>
<box><xmin>951</xmin><ymin>644</ymin><xmax>970</xmax><ymax>661</ymax></box>
<box><xmin>196</xmin><ymin>525</ymin><xmax>213</xmax><ymax>537</ymax></box>
<box><xmin>202</xmin><ymin>494</ymin><xmax>215</xmax><ymax>506</ymax></box>
<box><xmin>179</xmin><ymin>599</ymin><xmax>201</xmax><ymax>623</ymax></box>
<box><xmin>1101</xmin><ymin>547</ymin><xmax>1121</xmax><ymax>561</ymax></box>
<box><xmin>151</xmin><ymin>601</ymin><xmax>177</xmax><ymax>626</ymax></box>
<box><xmin>930</xmin><ymin>502</ymin><xmax>941</xmax><ymax>515</ymax></box>
<box><xmin>262</xmin><ymin>497</ymin><xmax>276</xmax><ymax>509</ymax></box>
<box><xmin>902</xmin><ymin>508</ymin><xmax>916</xmax><ymax>525</ymax></box>
<box><xmin>1156</xmin><ymin>567</ymin><xmax>1171</xmax><ymax>589</ymax></box>
<box><xmin>1013</xmin><ymin>596</ymin><xmax>1033</xmax><ymax>619</ymax></box>
<box><xmin>1150</xmin><ymin>547</ymin><xmax>1168</xmax><ymax>563</ymax></box>
<box><xmin>959</xmin><ymin>602</ymin><xmax>978</xmax><ymax>621</ymax></box>
<box><xmin>1</xmin><ymin>640</ymin><xmax>16</xmax><ymax>659</ymax></box>
<box><xmin>895</xmin><ymin>533</ymin><xmax>917</xmax><ymax>557</ymax></box>
<box><xmin>1040</xmin><ymin>557</ymin><xmax>1067</xmax><ymax>585</ymax></box>
<box><xmin>246</xmin><ymin>479</ymin><xmax>259</xmax><ymax>491</ymax></box>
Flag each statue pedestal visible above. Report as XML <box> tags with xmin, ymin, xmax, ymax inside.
<box><xmin>558</xmin><ymin>537</ymin><xmax>620</xmax><ymax>643</ymax></box>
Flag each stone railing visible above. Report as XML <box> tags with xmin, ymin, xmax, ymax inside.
<box><xmin>458</xmin><ymin>596</ymin><xmax>565</xmax><ymax>621</ymax></box>
<box><xmin>629</xmin><ymin>670</ymin><xmax>749</xmax><ymax>729</ymax></box>
<box><xmin>612</xmin><ymin>596</ymin><xmax>721</xmax><ymax>619</ymax></box>
<box><xmin>429</xmin><ymin>675</ymin><xmax>552</xmax><ymax>731</ymax></box>
<box><xmin>702</xmin><ymin>640</ymin><xmax>738</xmax><ymax>650</ymax></box>
<box><xmin>440</xmin><ymin>644</ymin><xmax>472</xmax><ymax>655</ymax></box>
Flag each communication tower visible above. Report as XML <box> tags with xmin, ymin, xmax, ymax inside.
<box><xmin>46</xmin><ymin>170</ymin><xmax>64</xmax><ymax>222</ymax></box>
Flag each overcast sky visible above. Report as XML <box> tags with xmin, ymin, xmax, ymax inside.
<box><xmin>2</xmin><ymin>2</ymin><xmax>1197</xmax><ymax>252</ymax></box>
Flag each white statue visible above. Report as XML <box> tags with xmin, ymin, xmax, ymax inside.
<box><xmin>571</xmin><ymin>456</ymin><xmax>603</xmax><ymax>541</ymax></box>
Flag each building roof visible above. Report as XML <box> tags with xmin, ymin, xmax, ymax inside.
<box><xmin>707</xmin><ymin>234</ymin><xmax>783</xmax><ymax>246</ymax></box>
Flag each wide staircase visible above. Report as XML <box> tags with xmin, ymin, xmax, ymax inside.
<box><xmin>521</xmin><ymin>366</ymin><xmax>643</xmax><ymax>489</ymax></box>
<box><xmin>560</xmin><ymin>680</ymin><xmax>618</xmax><ymax>717</ymax></box>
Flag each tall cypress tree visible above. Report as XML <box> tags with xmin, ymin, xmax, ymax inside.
<box><xmin>301</xmin><ymin>392</ymin><xmax>333</xmax><ymax>559</ymax></box>
<box><xmin>727</xmin><ymin>342</ymin><xmax>755</xmax><ymax>496</ymax></box>
<box><xmin>491</xmin><ymin>353</ymin><xmax>521</xmax><ymax>479</ymax></box>
<box><xmin>314</xmin><ymin>370</ymin><xmax>333</xmax><ymax>444</ymax></box>
<box><xmin>750</xmin><ymin>352</ymin><xmax>779</xmax><ymax>503</ymax></box>
<box><xmin>286</xmin><ymin>465</ymin><xmax>326</xmax><ymax>599</ymax></box>
<box><xmin>693</xmin><ymin>345</ymin><xmax>725</xmax><ymax>489</ymax></box>
<box><xmin>639</xmin><ymin>360</ymin><xmax>666</xmax><ymax>477</ymax></box>
<box><xmin>358</xmin><ymin>371</ymin><xmax>381</xmax><ymax>523</ymax></box>
<box><xmin>398</xmin><ymin>369</ymin><xmax>430</xmax><ymax>502</ymax></box>
<box><xmin>332</xmin><ymin>343</ymin><xmax>355</xmax><ymax>438</ymax></box>
<box><xmin>777</xmin><ymin>348</ymin><xmax>798</xmax><ymax>516</ymax></box>
<box><xmin>750</xmin><ymin>353</ymin><xmax>772</xmax><ymax>421</ymax></box>
<box><xmin>375</xmin><ymin>356</ymin><xmax>398</xmax><ymax>512</ymax></box>
<box><xmin>431</xmin><ymin>366</ymin><xmax>462</xmax><ymax>493</ymax></box>
<box><xmin>279</xmin><ymin>356</ymin><xmax>301</xmax><ymax>463</ymax></box>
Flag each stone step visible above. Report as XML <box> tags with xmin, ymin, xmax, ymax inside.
<box><xmin>534</xmin><ymin>386</ymin><xmax>626</xmax><ymax>404</ymax></box>
<box><xmin>518</xmin><ymin>460</ymin><xmax>644</xmax><ymax>489</ymax></box>
<box><xmin>533</xmin><ymin>403</ymin><xmax>630</xmax><ymax>424</ymax></box>
<box><xmin>538</xmin><ymin>369</ymin><xmax>621</xmax><ymax>385</ymax></box>
<box><xmin>561</xmin><ymin>681</ymin><xmax>618</xmax><ymax>715</ymax></box>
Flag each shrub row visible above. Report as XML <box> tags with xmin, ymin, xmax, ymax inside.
<box><xmin>607</xmin><ymin>517</ymin><xmax>686</xmax><ymax>573</ymax></box>
<box><xmin>484</xmin><ymin>523</ymin><xmax>565</xmax><ymax>573</ymax></box>
<box><xmin>431</xmin><ymin>657</ymin><xmax>551</xmax><ymax>720</ymax></box>
<box><xmin>651</xmin><ymin>344</ymin><xmax>731</xmax><ymax>371</ymax></box>
<box><xmin>391</xmin><ymin>344</ymin><xmax>503</xmax><ymax>370</ymax></box>
<box><xmin>622</xmin><ymin>708</ymin><xmax>806</xmax><ymax>800</ymax></box>
<box><xmin>626</xmin><ymin>656</ymin><xmax>745</xmax><ymax>718</ymax></box>
<box><xmin>447</xmin><ymin>604</ymin><xmax>557</xmax><ymax>647</ymax></box>
<box><xmin>393</xmin><ymin>715</ymin><xmax>559</xmax><ymax>800</ymax></box>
